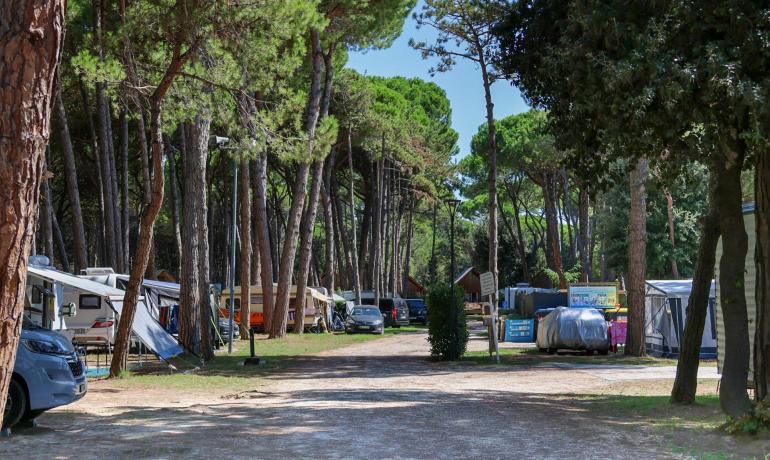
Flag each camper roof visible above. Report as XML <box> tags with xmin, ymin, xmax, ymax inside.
<box><xmin>646</xmin><ymin>279</ymin><xmax>716</xmax><ymax>298</ymax></box>
<box><xmin>29</xmin><ymin>264</ymin><xmax>125</xmax><ymax>299</ymax></box>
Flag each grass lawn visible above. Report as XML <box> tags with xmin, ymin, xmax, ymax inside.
<box><xmin>104</xmin><ymin>326</ymin><xmax>426</xmax><ymax>391</ymax></box>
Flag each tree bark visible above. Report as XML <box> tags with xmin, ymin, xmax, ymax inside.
<box><xmin>0</xmin><ymin>0</ymin><xmax>65</xmax><ymax>426</ymax></box>
<box><xmin>41</xmin><ymin>157</ymin><xmax>55</xmax><ymax>264</ymax></box>
<box><xmin>755</xmin><ymin>148</ymin><xmax>770</xmax><ymax>400</ymax></box>
<box><xmin>238</xmin><ymin>157</ymin><xmax>251</xmax><ymax>339</ymax></box>
<box><xmin>120</xmin><ymin>110</ymin><xmax>130</xmax><ymax>271</ymax></box>
<box><xmin>322</xmin><ymin>155</ymin><xmax>336</xmax><ymax>296</ymax></box>
<box><xmin>110</xmin><ymin>31</ymin><xmax>198</xmax><ymax>374</ymax></box>
<box><xmin>179</xmin><ymin>116</ymin><xmax>210</xmax><ymax>356</ymax></box>
<box><xmin>347</xmin><ymin>128</ymin><xmax>362</xmax><ymax>303</ymax></box>
<box><xmin>430</xmin><ymin>201</ymin><xmax>437</xmax><ymax>285</ymax></box>
<box><xmin>254</xmin><ymin>149</ymin><xmax>274</xmax><ymax>333</ymax></box>
<box><xmin>167</xmin><ymin>138</ymin><xmax>182</xmax><ymax>276</ymax></box>
<box><xmin>713</xmin><ymin>146</ymin><xmax>753</xmax><ymax>416</ymax></box>
<box><xmin>79</xmin><ymin>79</ymin><xmax>106</xmax><ymax>265</ymax></box>
<box><xmin>402</xmin><ymin>198</ymin><xmax>414</xmax><ymax>296</ymax></box>
<box><xmin>664</xmin><ymin>188</ymin><xmax>680</xmax><ymax>279</ymax></box>
<box><xmin>56</xmin><ymin>92</ymin><xmax>88</xmax><ymax>272</ymax></box>
<box><xmin>579</xmin><ymin>186</ymin><xmax>590</xmax><ymax>282</ymax></box>
<box><xmin>295</xmin><ymin>160</ymin><xmax>324</xmax><ymax>334</ymax></box>
<box><xmin>625</xmin><ymin>157</ymin><xmax>648</xmax><ymax>357</ymax></box>
<box><xmin>671</xmin><ymin>175</ymin><xmax>720</xmax><ymax>404</ymax></box>
<box><xmin>271</xmin><ymin>27</ymin><xmax>324</xmax><ymax>338</ymax></box>
<box><xmin>543</xmin><ymin>174</ymin><xmax>566</xmax><ymax>288</ymax></box>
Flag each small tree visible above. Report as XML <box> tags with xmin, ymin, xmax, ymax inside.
<box><xmin>427</xmin><ymin>284</ymin><xmax>468</xmax><ymax>360</ymax></box>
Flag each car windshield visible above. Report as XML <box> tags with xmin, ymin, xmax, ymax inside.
<box><xmin>353</xmin><ymin>307</ymin><xmax>380</xmax><ymax>316</ymax></box>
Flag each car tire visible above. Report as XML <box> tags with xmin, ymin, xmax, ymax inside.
<box><xmin>3</xmin><ymin>378</ymin><xmax>27</xmax><ymax>429</ymax></box>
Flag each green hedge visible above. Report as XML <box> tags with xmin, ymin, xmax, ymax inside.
<box><xmin>426</xmin><ymin>284</ymin><xmax>468</xmax><ymax>360</ymax></box>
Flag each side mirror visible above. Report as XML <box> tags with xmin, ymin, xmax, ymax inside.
<box><xmin>61</xmin><ymin>302</ymin><xmax>77</xmax><ymax>317</ymax></box>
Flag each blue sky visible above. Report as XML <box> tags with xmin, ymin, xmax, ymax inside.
<box><xmin>346</xmin><ymin>1</ymin><xmax>530</xmax><ymax>161</ymax></box>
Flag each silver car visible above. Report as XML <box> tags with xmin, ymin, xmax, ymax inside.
<box><xmin>345</xmin><ymin>306</ymin><xmax>385</xmax><ymax>334</ymax></box>
<box><xmin>4</xmin><ymin>317</ymin><xmax>87</xmax><ymax>430</ymax></box>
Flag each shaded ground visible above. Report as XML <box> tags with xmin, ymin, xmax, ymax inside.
<box><xmin>2</xmin><ymin>330</ymin><xmax>767</xmax><ymax>459</ymax></box>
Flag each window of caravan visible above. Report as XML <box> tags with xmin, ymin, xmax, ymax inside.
<box><xmin>80</xmin><ymin>294</ymin><xmax>101</xmax><ymax>309</ymax></box>
<box><xmin>225</xmin><ymin>297</ymin><xmax>241</xmax><ymax>311</ymax></box>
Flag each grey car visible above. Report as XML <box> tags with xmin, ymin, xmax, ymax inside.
<box><xmin>345</xmin><ymin>306</ymin><xmax>385</xmax><ymax>334</ymax></box>
<box><xmin>5</xmin><ymin>317</ymin><xmax>87</xmax><ymax>430</ymax></box>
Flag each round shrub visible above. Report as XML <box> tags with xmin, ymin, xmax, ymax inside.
<box><xmin>426</xmin><ymin>283</ymin><xmax>468</xmax><ymax>360</ymax></box>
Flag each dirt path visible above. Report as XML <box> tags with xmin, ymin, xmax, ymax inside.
<box><xmin>0</xmin><ymin>332</ymin><xmax>754</xmax><ymax>459</ymax></box>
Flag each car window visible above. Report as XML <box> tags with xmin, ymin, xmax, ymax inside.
<box><xmin>79</xmin><ymin>294</ymin><xmax>101</xmax><ymax>309</ymax></box>
<box><xmin>353</xmin><ymin>307</ymin><xmax>380</xmax><ymax>316</ymax></box>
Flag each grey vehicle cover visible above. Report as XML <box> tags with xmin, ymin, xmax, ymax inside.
<box><xmin>536</xmin><ymin>307</ymin><xmax>609</xmax><ymax>350</ymax></box>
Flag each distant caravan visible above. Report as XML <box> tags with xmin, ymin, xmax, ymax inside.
<box><xmin>220</xmin><ymin>284</ymin><xmax>332</xmax><ymax>332</ymax></box>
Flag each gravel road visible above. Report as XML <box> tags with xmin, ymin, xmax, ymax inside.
<box><xmin>0</xmin><ymin>331</ymin><xmax>756</xmax><ymax>459</ymax></box>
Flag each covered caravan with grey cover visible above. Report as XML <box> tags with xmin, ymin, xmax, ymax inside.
<box><xmin>27</xmin><ymin>263</ymin><xmax>184</xmax><ymax>360</ymax></box>
<box><xmin>644</xmin><ymin>279</ymin><xmax>717</xmax><ymax>358</ymax></box>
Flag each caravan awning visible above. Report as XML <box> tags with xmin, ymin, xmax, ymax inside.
<box><xmin>29</xmin><ymin>264</ymin><xmax>184</xmax><ymax>360</ymax></box>
<box><xmin>646</xmin><ymin>279</ymin><xmax>716</xmax><ymax>298</ymax></box>
<box><xmin>29</xmin><ymin>265</ymin><xmax>125</xmax><ymax>300</ymax></box>
<box><xmin>308</xmin><ymin>287</ymin><xmax>332</xmax><ymax>304</ymax></box>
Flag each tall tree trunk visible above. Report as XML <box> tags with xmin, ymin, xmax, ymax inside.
<box><xmin>347</xmin><ymin>128</ymin><xmax>362</xmax><ymax>303</ymax></box>
<box><xmin>625</xmin><ymin>157</ymin><xmax>648</xmax><ymax>357</ymax></box>
<box><xmin>106</xmin><ymin>102</ymin><xmax>124</xmax><ymax>272</ymax></box>
<box><xmin>51</xmin><ymin>210</ymin><xmax>70</xmax><ymax>272</ymax></box>
<box><xmin>79</xmin><ymin>80</ymin><xmax>106</xmax><ymax>265</ymax></box>
<box><xmin>271</xmin><ymin>28</ymin><xmax>324</xmax><ymax>338</ymax></box>
<box><xmin>41</xmin><ymin>156</ymin><xmax>55</xmax><ymax>263</ymax></box>
<box><xmin>543</xmin><ymin>174</ymin><xmax>566</xmax><ymax>288</ymax></box>
<box><xmin>56</xmin><ymin>92</ymin><xmax>88</xmax><ymax>272</ymax></box>
<box><xmin>167</xmin><ymin>139</ymin><xmax>182</xmax><ymax>276</ymax></box>
<box><xmin>664</xmin><ymin>188</ymin><xmax>680</xmax><ymax>279</ymax></box>
<box><xmin>430</xmin><ymin>201</ymin><xmax>437</xmax><ymax>285</ymax></box>
<box><xmin>322</xmin><ymin>155</ymin><xmax>336</xmax><ymax>296</ymax></box>
<box><xmin>0</xmin><ymin>0</ymin><xmax>65</xmax><ymax>426</ymax></box>
<box><xmin>755</xmin><ymin>148</ymin><xmax>770</xmax><ymax>400</ymax></box>
<box><xmin>373</xmin><ymin>157</ymin><xmax>383</xmax><ymax>305</ymax></box>
<box><xmin>110</xmin><ymin>30</ymin><xmax>197</xmax><ymax>373</ymax></box>
<box><xmin>238</xmin><ymin>157</ymin><xmax>251</xmax><ymax>340</ymax></box>
<box><xmin>95</xmin><ymin>85</ymin><xmax>117</xmax><ymax>269</ymax></box>
<box><xmin>176</xmin><ymin>116</ymin><xmax>211</xmax><ymax>359</ymax></box>
<box><xmin>120</xmin><ymin>110</ymin><xmax>130</xmax><ymax>271</ymax></box>
<box><xmin>713</xmin><ymin>146</ymin><xmax>753</xmax><ymax>417</ymax></box>
<box><xmin>671</xmin><ymin>175</ymin><xmax>720</xmax><ymax>404</ymax></box>
<box><xmin>138</xmin><ymin>111</ymin><xmax>156</xmax><ymax>279</ymax></box>
<box><xmin>579</xmin><ymin>186</ymin><xmax>590</xmax><ymax>282</ymax></box>
<box><xmin>254</xmin><ymin>149</ymin><xmax>274</xmax><ymax>333</ymax></box>
<box><xmin>402</xmin><ymin>198</ymin><xmax>414</xmax><ymax>296</ymax></box>
<box><xmin>295</xmin><ymin>160</ymin><xmax>324</xmax><ymax>334</ymax></box>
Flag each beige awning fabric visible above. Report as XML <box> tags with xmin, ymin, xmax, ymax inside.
<box><xmin>308</xmin><ymin>287</ymin><xmax>332</xmax><ymax>304</ymax></box>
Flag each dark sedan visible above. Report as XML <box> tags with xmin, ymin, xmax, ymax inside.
<box><xmin>345</xmin><ymin>306</ymin><xmax>385</xmax><ymax>334</ymax></box>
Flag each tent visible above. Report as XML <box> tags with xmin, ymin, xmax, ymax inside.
<box><xmin>644</xmin><ymin>279</ymin><xmax>717</xmax><ymax>358</ymax></box>
<box><xmin>27</xmin><ymin>264</ymin><xmax>183</xmax><ymax>360</ymax></box>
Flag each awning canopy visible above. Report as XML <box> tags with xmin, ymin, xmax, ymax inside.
<box><xmin>309</xmin><ymin>287</ymin><xmax>332</xmax><ymax>304</ymax></box>
<box><xmin>646</xmin><ymin>279</ymin><xmax>716</xmax><ymax>298</ymax></box>
<box><xmin>29</xmin><ymin>264</ymin><xmax>125</xmax><ymax>300</ymax></box>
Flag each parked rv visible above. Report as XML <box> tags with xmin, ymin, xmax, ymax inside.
<box><xmin>4</xmin><ymin>316</ymin><xmax>87</xmax><ymax>430</ymax></box>
<box><xmin>220</xmin><ymin>284</ymin><xmax>332</xmax><ymax>332</ymax></box>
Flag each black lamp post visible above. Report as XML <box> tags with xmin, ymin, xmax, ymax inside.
<box><xmin>445</xmin><ymin>198</ymin><xmax>462</xmax><ymax>359</ymax></box>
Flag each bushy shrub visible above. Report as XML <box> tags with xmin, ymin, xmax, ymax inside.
<box><xmin>426</xmin><ymin>284</ymin><xmax>468</xmax><ymax>360</ymax></box>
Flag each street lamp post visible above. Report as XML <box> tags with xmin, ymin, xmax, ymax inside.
<box><xmin>445</xmin><ymin>198</ymin><xmax>461</xmax><ymax>359</ymax></box>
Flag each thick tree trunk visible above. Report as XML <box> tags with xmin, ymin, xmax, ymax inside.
<box><xmin>579</xmin><ymin>186</ymin><xmax>590</xmax><ymax>282</ymax></box>
<box><xmin>713</xmin><ymin>148</ymin><xmax>753</xmax><ymax>416</ymax></box>
<box><xmin>664</xmin><ymin>188</ymin><xmax>680</xmax><ymax>279</ymax></box>
<box><xmin>179</xmin><ymin>116</ymin><xmax>210</xmax><ymax>356</ymax></box>
<box><xmin>0</xmin><ymin>0</ymin><xmax>65</xmax><ymax>426</ymax></box>
<box><xmin>402</xmin><ymin>198</ymin><xmax>414</xmax><ymax>296</ymax></box>
<box><xmin>56</xmin><ymin>92</ymin><xmax>88</xmax><ymax>272</ymax></box>
<box><xmin>51</xmin><ymin>210</ymin><xmax>69</xmax><ymax>272</ymax></box>
<box><xmin>671</xmin><ymin>175</ymin><xmax>720</xmax><ymax>404</ymax></box>
<box><xmin>625</xmin><ymin>157</ymin><xmax>648</xmax><ymax>357</ymax></box>
<box><xmin>254</xmin><ymin>149</ymin><xmax>274</xmax><ymax>333</ymax></box>
<box><xmin>238</xmin><ymin>158</ymin><xmax>251</xmax><ymax>340</ymax></box>
<box><xmin>755</xmin><ymin>149</ymin><xmax>770</xmax><ymax>400</ymax></box>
